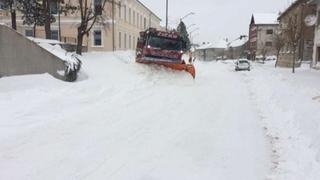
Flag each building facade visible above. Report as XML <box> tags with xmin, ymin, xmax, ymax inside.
<box><xmin>248</xmin><ymin>13</ymin><xmax>279</xmax><ymax>60</ymax></box>
<box><xmin>277</xmin><ymin>0</ymin><xmax>316</xmax><ymax>67</ymax></box>
<box><xmin>0</xmin><ymin>0</ymin><xmax>162</xmax><ymax>52</ymax></box>
<box><xmin>310</xmin><ymin>0</ymin><xmax>320</xmax><ymax>68</ymax></box>
<box><xmin>195</xmin><ymin>38</ymin><xmax>248</xmax><ymax>61</ymax></box>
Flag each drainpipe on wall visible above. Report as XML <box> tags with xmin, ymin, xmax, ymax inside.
<box><xmin>58</xmin><ymin>1</ymin><xmax>61</xmax><ymax>41</ymax></box>
<box><xmin>112</xmin><ymin>0</ymin><xmax>115</xmax><ymax>51</ymax></box>
<box><xmin>300</xmin><ymin>4</ymin><xmax>305</xmax><ymax>62</ymax></box>
<box><xmin>149</xmin><ymin>13</ymin><xmax>151</xmax><ymax>28</ymax></box>
<box><xmin>166</xmin><ymin>0</ymin><xmax>168</xmax><ymax>31</ymax></box>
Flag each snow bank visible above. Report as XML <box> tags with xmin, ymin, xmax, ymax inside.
<box><xmin>241</xmin><ymin>62</ymin><xmax>320</xmax><ymax>179</ymax></box>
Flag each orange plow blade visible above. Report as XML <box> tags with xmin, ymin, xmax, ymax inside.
<box><xmin>164</xmin><ymin>63</ymin><xmax>196</xmax><ymax>79</ymax></box>
<box><xmin>137</xmin><ymin>60</ymin><xmax>196</xmax><ymax>78</ymax></box>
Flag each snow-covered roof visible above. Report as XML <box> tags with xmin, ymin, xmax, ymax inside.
<box><xmin>197</xmin><ymin>43</ymin><xmax>214</xmax><ymax>50</ymax></box>
<box><xmin>252</xmin><ymin>13</ymin><xmax>279</xmax><ymax>25</ymax></box>
<box><xmin>197</xmin><ymin>37</ymin><xmax>248</xmax><ymax>50</ymax></box>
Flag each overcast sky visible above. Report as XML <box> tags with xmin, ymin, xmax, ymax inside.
<box><xmin>139</xmin><ymin>0</ymin><xmax>293</xmax><ymax>43</ymax></box>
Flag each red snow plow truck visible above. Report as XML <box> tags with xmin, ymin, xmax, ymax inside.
<box><xmin>135</xmin><ymin>28</ymin><xmax>196</xmax><ymax>78</ymax></box>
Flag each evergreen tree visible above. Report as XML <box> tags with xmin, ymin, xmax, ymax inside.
<box><xmin>17</xmin><ymin>0</ymin><xmax>55</xmax><ymax>37</ymax></box>
<box><xmin>177</xmin><ymin>21</ymin><xmax>191</xmax><ymax>51</ymax></box>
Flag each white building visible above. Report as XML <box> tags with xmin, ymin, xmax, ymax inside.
<box><xmin>248</xmin><ymin>13</ymin><xmax>279</xmax><ymax>60</ymax></box>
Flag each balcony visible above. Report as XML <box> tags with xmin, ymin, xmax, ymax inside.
<box><xmin>61</xmin><ymin>36</ymin><xmax>77</xmax><ymax>44</ymax></box>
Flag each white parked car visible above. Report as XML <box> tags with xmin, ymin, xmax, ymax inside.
<box><xmin>266</xmin><ymin>55</ymin><xmax>277</xmax><ymax>61</ymax></box>
<box><xmin>235</xmin><ymin>59</ymin><xmax>251</xmax><ymax>71</ymax></box>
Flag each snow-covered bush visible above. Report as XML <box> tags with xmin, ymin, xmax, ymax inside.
<box><xmin>34</xmin><ymin>40</ymin><xmax>82</xmax><ymax>82</ymax></box>
<box><xmin>64</xmin><ymin>53</ymin><xmax>82</xmax><ymax>82</ymax></box>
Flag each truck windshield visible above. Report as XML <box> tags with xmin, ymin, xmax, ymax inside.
<box><xmin>147</xmin><ymin>36</ymin><xmax>182</xmax><ymax>51</ymax></box>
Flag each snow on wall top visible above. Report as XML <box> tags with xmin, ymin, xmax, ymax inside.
<box><xmin>252</xmin><ymin>13</ymin><xmax>279</xmax><ymax>25</ymax></box>
<box><xmin>28</xmin><ymin>37</ymin><xmax>64</xmax><ymax>45</ymax></box>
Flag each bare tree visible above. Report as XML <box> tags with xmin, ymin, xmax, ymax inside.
<box><xmin>75</xmin><ymin>0</ymin><xmax>110</xmax><ymax>55</ymax></box>
<box><xmin>283</xmin><ymin>14</ymin><xmax>303</xmax><ymax>73</ymax></box>
<box><xmin>67</xmin><ymin>0</ymin><xmax>123</xmax><ymax>54</ymax></box>
<box><xmin>258</xmin><ymin>42</ymin><xmax>270</xmax><ymax>64</ymax></box>
<box><xmin>274</xmin><ymin>30</ymin><xmax>285</xmax><ymax>68</ymax></box>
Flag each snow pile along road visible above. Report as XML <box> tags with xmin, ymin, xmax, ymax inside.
<box><xmin>0</xmin><ymin>52</ymin><xmax>269</xmax><ymax>180</ymax></box>
<box><xmin>239</xmin><ymin>62</ymin><xmax>320</xmax><ymax>180</ymax></box>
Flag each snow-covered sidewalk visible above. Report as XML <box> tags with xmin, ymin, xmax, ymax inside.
<box><xmin>239</xmin><ymin>62</ymin><xmax>320</xmax><ymax>179</ymax></box>
<box><xmin>1</xmin><ymin>53</ymin><xmax>320</xmax><ymax>179</ymax></box>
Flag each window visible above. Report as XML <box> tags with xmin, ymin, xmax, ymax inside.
<box><xmin>94</xmin><ymin>0</ymin><xmax>102</xmax><ymax>15</ymax></box>
<box><xmin>250</xmin><ymin>42</ymin><xmax>256</xmax><ymax>49</ymax></box>
<box><xmin>129</xmin><ymin>8</ymin><xmax>131</xmax><ymax>24</ymax></box>
<box><xmin>147</xmin><ymin>36</ymin><xmax>183</xmax><ymax>51</ymax></box>
<box><xmin>124</xmin><ymin>33</ymin><xmax>127</xmax><ymax>49</ymax></box>
<box><xmin>266</xmin><ymin>29</ymin><xmax>273</xmax><ymax>35</ymax></box>
<box><xmin>50</xmin><ymin>0</ymin><xmax>58</xmax><ymax>15</ymax></box>
<box><xmin>133</xmin><ymin>10</ymin><xmax>135</xmax><ymax>26</ymax></box>
<box><xmin>124</xmin><ymin>5</ymin><xmax>127</xmax><ymax>21</ymax></box>
<box><xmin>137</xmin><ymin>13</ymin><xmax>139</xmax><ymax>28</ymax></box>
<box><xmin>25</xmin><ymin>30</ymin><xmax>34</xmax><ymax>37</ymax></box>
<box><xmin>265</xmin><ymin>41</ymin><xmax>272</xmax><ymax>47</ymax></box>
<box><xmin>118</xmin><ymin>5</ymin><xmax>121</xmax><ymax>19</ymax></box>
<box><xmin>93</xmin><ymin>30</ymin><xmax>102</xmax><ymax>46</ymax></box>
<box><xmin>317</xmin><ymin>11</ymin><xmax>320</xmax><ymax>26</ymax></box>
<box><xmin>133</xmin><ymin>36</ymin><xmax>136</xmax><ymax>49</ymax></box>
<box><xmin>144</xmin><ymin>17</ymin><xmax>146</xmax><ymax>29</ymax></box>
<box><xmin>51</xmin><ymin>30</ymin><xmax>59</xmax><ymax>40</ymax></box>
<box><xmin>129</xmin><ymin>35</ymin><xmax>131</xmax><ymax>49</ymax></box>
<box><xmin>0</xmin><ymin>1</ymin><xmax>5</xmax><ymax>10</ymax></box>
<box><xmin>119</xmin><ymin>32</ymin><xmax>122</xmax><ymax>49</ymax></box>
<box><xmin>140</xmin><ymin>15</ymin><xmax>142</xmax><ymax>28</ymax></box>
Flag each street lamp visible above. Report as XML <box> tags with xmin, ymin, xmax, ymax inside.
<box><xmin>189</xmin><ymin>27</ymin><xmax>199</xmax><ymax>34</ymax></box>
<box><xmin>180</xmin><ymin>12</ymin><xmax>195</xmax><ymax>22</ymax></box>
<box><xmin>189</xmin><ymin>28</ymin><xmax>199</xmax><ymax>45</ymax></box>
<box><xmin>166</xmin><ymin>0</ymin><xmax>169</xmax><ymax>31</ymax></box>
<box><xmin>187</xmin><ymin>23</ymin><xmax>196</xmax><ymax>30</ymax></box>
<box><xmin>190</xmin><ymin>33</ymin><xmax>199</xmax><ymax>44</ymax></box>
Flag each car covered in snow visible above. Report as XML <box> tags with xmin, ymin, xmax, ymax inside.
<box><xmin>235</xmin><ymin>59</ymin><xmax>251</xmax><ymax>71</ymax></box>
<box><xmin>266</xmin><ymin>55</ymin><xmax>277</xmax><ymax>61</ymax></box>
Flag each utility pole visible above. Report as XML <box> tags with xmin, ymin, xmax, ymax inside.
<box><xmin>58</xmin><ymin>1</ymin><xmax>61</xmax><ymax>41</ymax></box>
<box><xmin>299</xmin><ymin>3</ymin><xmax>305</xmax><ymax>62</ymax></box>
<box><xmin>166</xmin><ymin>0</ymin><xmax>168</xmax><ymax>31</ymax></box>
<box><xmin>112</xmin><ymin>0</ymin><xmax>115</xmax><ymax>51</ymax></box>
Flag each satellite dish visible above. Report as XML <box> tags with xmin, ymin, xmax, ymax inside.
<box><xmin>305</xmin><ymin>15</ymin><xmax>317</xmax><ymax>27</ymax></box>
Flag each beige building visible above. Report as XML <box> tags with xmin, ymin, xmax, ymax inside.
<box><xmin>0</xmin><ymin>0</ymin><xmax>162</xmax><ymax>52</ymax></box>
<box><xmin>310</xmin><ymin>0</ymin><xmax>320</xmax><ymax>68</ymax></box>
<box><xmin>277</xmin><ymin>0</ymin><xmax>316</xmax><ymax>67</ymax></box>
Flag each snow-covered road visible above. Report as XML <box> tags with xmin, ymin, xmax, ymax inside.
<box><xmin>1</xmin><ymin>52</ymin><xmax>319</xmax><ymax>179</ymax></box>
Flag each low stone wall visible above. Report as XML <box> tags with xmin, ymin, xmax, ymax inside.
<box><xmin>0</xmin><ymin>25</ymin><xmax>73</xmax><ymax>81</ymax></box>
<box><xmin>277</xmin><ymin>53</ymin><xmax>301</xmax><ymax>68</ymax></box>
<box><xmin>61</xmin><ymin>44</ymin><xmax>88</xmax><ymax>53</ymax></box>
